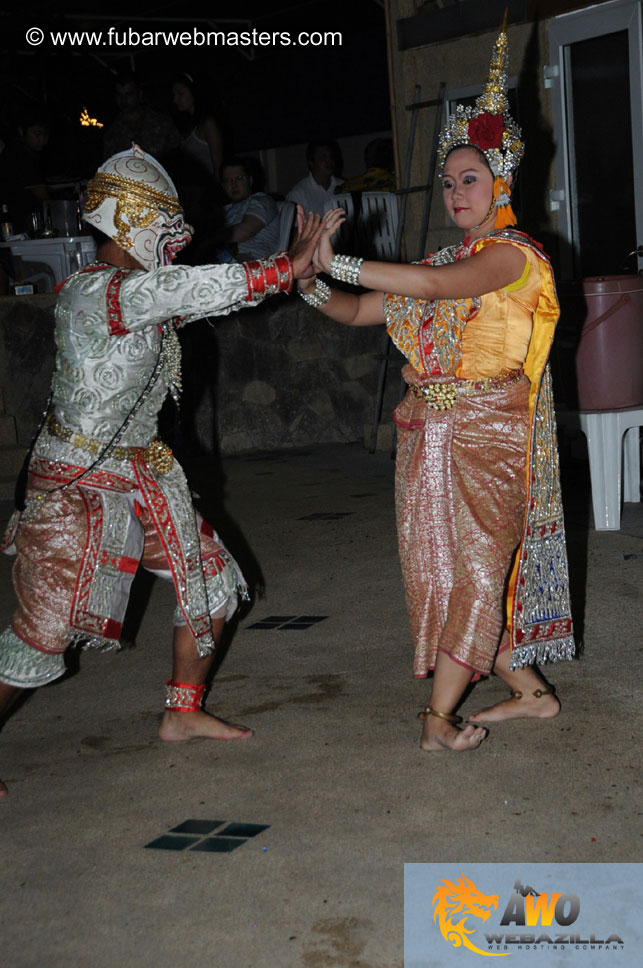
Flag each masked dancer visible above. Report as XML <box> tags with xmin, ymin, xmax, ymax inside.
<box><xmin>0</xmin><ymin>145</ymin><xmax>322</xmax><ymax>796</ymax></box>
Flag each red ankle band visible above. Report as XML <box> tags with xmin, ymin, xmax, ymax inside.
<box><xmin>165</xmin><ymin>679</ymin><xmax>206</xmax><ymax>712</ymax></box>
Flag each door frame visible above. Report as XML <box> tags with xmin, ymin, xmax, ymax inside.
<box><xmin>547</xmin><ymin>0</ymin><xmax>643</xmax><ymax>278</ymax></box>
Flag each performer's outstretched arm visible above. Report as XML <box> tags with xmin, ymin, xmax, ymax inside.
<box><xmin>299</xmin><ymin>208</ymin><xmax>526</xmax><ymax>318</ymax></box>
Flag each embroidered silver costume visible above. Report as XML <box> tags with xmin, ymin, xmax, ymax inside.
<box><xmin>0</xmin><ymin>145</ymin><xmax>295</xmax><ymax>688</ymax></box>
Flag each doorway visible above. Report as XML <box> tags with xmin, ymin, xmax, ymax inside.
<box><xmin>548</xmin><ymin>0</ymin><xmax>643</xmax><ymax>279</ymax></box>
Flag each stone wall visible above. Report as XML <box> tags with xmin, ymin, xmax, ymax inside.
<box><xmin>0</xmin><ymin>295</ymin><xmax>57</xmax><ymax>443</ymax></box>
<box><xmin>0</xmin><ymin>292</ymin><xmax>404</xmax><ymax>457</ymax></box>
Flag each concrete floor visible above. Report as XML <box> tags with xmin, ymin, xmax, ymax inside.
<box><xmin>0</xmin><ymin>443</ymin><xmax>641</xmax><ymax>968</ymax></box>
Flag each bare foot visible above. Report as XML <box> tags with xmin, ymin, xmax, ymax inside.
<box><xmin>159</xmin><ymin>709</ymin><xmax>253</xmax><ymax>742</ymax></box>
<box><xmin>0</xmin><ymin>778</ymin><xmax>7</xmax><ymax>798</ymax></box>
<box><xmin>420</xmin><ymin>716</ymin><xmax>488</xmax><ymax>752</ymax></box>
<box><xmin>469</xmin><ymin>691</ymin><xmax>560</xmax><ymax>723</ymax></box>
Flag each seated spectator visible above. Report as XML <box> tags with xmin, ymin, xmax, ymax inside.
<box><xmin>102</xmin><ymin>72</ymin><xmax>180</xmax><ymax>163</ymax></box>
<box><xmin>339</xmin><ymin>138</ymin><xmax>396</xmax><ymax>192</ymax></box>
<box><xmin>286</xmin><ymin>141</ymin><xmax>343</xmax><ymax>214</ymax></box>
<box><xmin>0</xmin><ymin>107</ymin><xmax>50</xmax><ymax>235</ymax></box>
<box><xmin>216</xmin><ymin>157</ymin><xmax>280</xmax><ymax>262</ymax></box>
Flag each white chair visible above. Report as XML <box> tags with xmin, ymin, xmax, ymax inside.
<box><xmin>357</xmin><ymin>191</ymin><xmax>399</xmax><ymax>261</ymax></box>
<box><xmin>324</xmin><ymin>191</ymin><xmax>399</xmax><ymax>261</ymax></box>
<box><xmin>323</xmin><ymin>193</ymin><xmax>355</xmax><ymax>253</ymax></box>
<box><xmin>578</xmin><ymin>408</ymin><xmax>643</xmax><ymax>530</ymax></box>
<box><xmin>276</xmin><ymin>201</ymin><xmax>295</xmax><ymax>251</ymax></box>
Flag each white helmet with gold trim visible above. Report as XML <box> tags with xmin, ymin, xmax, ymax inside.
<box><xmin>82</xmin><ymin>144</ymin><xmax>192</xmax><ymax>271</ymax></box>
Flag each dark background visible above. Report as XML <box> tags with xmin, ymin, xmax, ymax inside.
<box><xmin>0</xmin><ymin>1</ymin><xmax>391</xmax><ymax>182</ymax></box>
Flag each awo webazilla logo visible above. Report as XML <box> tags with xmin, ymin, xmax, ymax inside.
<box><xmin>432</xmin><ymin>873</ymin><xmax>626</xmax><ymax>957</ymax></box>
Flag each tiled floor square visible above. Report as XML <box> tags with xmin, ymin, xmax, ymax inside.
<box><xmin>145</xmin><ymin>817</ymin><xmax>269</xmax><ymax>854</ymax></box>
<box><xmin>279</xmin><ymin>616</ymin><xmax>327</xmax><ymax>630</ymax></box>
<box><xmin>144</xmin><ymin>835</ymin><xmax>200</xmax><ymax>851</ymax></box>
<box><xmin>298</xmin><ymin>512</ymin><xmax>355</xmax><ymax>521</ymax></box>
<box><xmin>217</xmin><ymin>822</ymin><xmax>270</xmax><ymax>838</ymax></box>
<box><xmin>247</xmin><ymin>615</ymin><xmax>327</xmax><ymax>631</ymax></box>
<box><xmin>170</xmin><ymin>820</ymin><xmax>224</xmax><ymax>835</ymax></box>
<box><xmin>190</xmin><ymin>837</ymin><xmax>247</xmax><ymax>853</ymax></box>
<box><xmin>247</xmin><ymin>615</ymin><xmax>296</xmax><ymax>629</ymax></box>
<box><xmin>248</xmin><ymin>615</ymin><xmax>327</xmax><ymax>631</ymax></box>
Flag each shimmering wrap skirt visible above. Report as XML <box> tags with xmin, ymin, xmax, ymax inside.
<box><xmin>394</xmin><ymin>374</ymin><xmax>531</xmax><ymax>677</ymax></box>
<box><xmin>0</xmin><ymin>455</ymin><xmax>246</xmax><ymax>688</ymax></box>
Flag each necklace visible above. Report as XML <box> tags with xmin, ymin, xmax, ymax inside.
<box><xmin>160</xmin><ymin>322</ymin><xmax>182</xmax><ymax>405</ymax></box>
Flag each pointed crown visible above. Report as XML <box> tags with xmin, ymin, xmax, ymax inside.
<box><xmin>437</xmin><ymin>21</ymin><xmax>524</xmax><ymax>178</ymax></box>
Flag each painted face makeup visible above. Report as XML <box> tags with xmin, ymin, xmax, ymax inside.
<box><xmin>158</xmin><ymin>212</ymin><xmax>193</xmax><ymax>266</ymax></box>
<box><xmin>442</xmin><ymin>148</ymin><xmax>495</xmax><ymax>235</ymax></box>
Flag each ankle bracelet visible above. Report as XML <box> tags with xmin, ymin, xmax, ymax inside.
<box><xmin>165</xmin><ymin>679</ymin><xmax>206</xmax><ymax>712</ymax></box>
<box><xmin>418</xmin><ymin>705</ymin><xmax>463</xmax><ymax>725</ymax></box>
<box><xmin>510</xmin><ymin>686</ymin><xmax>555</xmax><ymax>700</ymax></box>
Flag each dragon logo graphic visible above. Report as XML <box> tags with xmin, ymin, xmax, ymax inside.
<box><xmin>432</xmin><ymin>874</ymin><xmax>508</xmax><ymax>957</ymax></box>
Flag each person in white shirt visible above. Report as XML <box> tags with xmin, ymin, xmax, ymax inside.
<box><xmin>286</xmin><ymin>141</ymin><xmax>343</xmax><ymax>215</ymax></box>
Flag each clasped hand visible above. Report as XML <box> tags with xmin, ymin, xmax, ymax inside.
<box><xmin>288</xmin><ymin>206</ymin><xmax>346</xmax><ymax>282</ymax></box>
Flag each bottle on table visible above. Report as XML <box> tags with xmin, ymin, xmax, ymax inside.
<box><xmin>1</xmin><ymin>203</ymin><xmax>13</xmax><ymax>241</ymax></box>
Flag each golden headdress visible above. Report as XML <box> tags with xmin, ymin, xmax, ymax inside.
<box><xmin>437</xmin><ymin>20</ymin><xmax>524</xmax><ymax>228</ymax></box>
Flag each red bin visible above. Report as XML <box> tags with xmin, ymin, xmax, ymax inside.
<box><xmin>575</xmin><ymin>275</ymin><xmax>643</xmax><ymax>411</ymax></box>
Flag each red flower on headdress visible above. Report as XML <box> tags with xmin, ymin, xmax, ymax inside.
<box><xmin>468</xmin><ymin>112</ymin><xmax>504</xmax><ymax>150</ymax></box>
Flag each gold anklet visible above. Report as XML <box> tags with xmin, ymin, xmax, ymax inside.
<box><xmin>418</xmin><ymin>706</ymin><xmax>463</xmax><ymax>724</ymax></box>
<box><xmin>510</xmin><ymin>686</ymin><xmax>555</xmax><ymax>700</ymax></box>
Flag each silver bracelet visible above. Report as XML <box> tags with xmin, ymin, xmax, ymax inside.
<box><xmin>329</xmin><ymin>254</ymin><xmax>364</xmax><ymax>286</ymax></box>
<box><xmin>299</xmin><ymin>278</ymin><xmax>331</xmax><ymax>308</ymax></box>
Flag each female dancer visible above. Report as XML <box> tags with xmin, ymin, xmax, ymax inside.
<box><xmin>300</xmin><ymin>25</ymin><xmax>574</xmax><ymax>752</ymax></box>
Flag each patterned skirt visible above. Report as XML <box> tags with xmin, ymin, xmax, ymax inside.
<box><xmin>394</xmin><ymin>375</ymin><xmax>531</xmax><ymax>677</ymax></box>
<box><xmin>0</xmin><ymin>455</ymin><xmax>246</xmax><ymax>688</ymax></box>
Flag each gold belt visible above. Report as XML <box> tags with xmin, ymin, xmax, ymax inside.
<box><xmin>409</xmin><ymin>368</ymin><xmax>524</xmax><ymax>410</ymax></box>
<box><xmin>45</xmin><ymin>414</ymin><xmax>175</xmax><ymax>474</ymax></box>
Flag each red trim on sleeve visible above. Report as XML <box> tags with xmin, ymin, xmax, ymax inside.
<box><xmin>273</xmin><ymin>254</ymin><xmax>294</xmax><ymax>294</ymax></box>
<box><xmin>243</xmin><ymin>254</ymin><xmax>294</xmax><ymax>301</ymax></box>
<box><xmin>106</xmin><ymin>269</ymin><xmax>131</xmax><ymax>336</ymax></box>
<box><xmin>243</xmin><ymin>261</ymin><xmax>265</xmax><ymax>301</ymax></box>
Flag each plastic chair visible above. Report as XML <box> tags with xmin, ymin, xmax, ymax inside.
<box><xmin>276</xmin><ymin>201</ymin><xmax>295</xmax><ymax>251</ymax></box>
<box><xmin>578</xmin><ymin>408</ymin><xmax>643</xmax><ymax>530</ymax></box>
<box><xmin>325</xmin><ymin>192</ymin><xmax>399</xmax><ymax>261</ymax></box>
<box><xmin>357</xmin><ymin>191</ymin><xmax>399</xmax><ymax>261</ymax></box>
<box><xmin>323</xmin><ymin>193</ymin><xmax>355</xmax><ymax>253</ymax></box>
